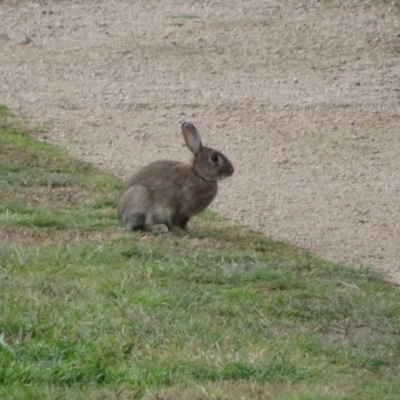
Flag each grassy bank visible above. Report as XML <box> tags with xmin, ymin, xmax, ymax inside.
<box><xmin>1</xmin><ymin>105</ymin><xmax>399</xmax><ymax>399</ymax></box>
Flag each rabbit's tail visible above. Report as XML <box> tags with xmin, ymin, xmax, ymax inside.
<box><xmin>122</xmin><ymin>211</ymin><xmax>146</xmax><ymax>231</ymax></box>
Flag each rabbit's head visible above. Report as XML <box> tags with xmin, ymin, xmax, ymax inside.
<box><xmin>182</xmin><ymin>122</ymin><xmax>234</xmax><ymax>182</ymax></box>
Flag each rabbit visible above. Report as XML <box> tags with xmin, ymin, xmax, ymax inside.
<box><xmin>117</xmin><ymin>122</ymin><xmax>234</xmax><ymax>232</ymax></box>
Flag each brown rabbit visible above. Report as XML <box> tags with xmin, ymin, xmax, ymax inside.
<box><xmin>117</xmin><ymin>122</ymin><xmax>234</xmax><ymax>232</ymax></box>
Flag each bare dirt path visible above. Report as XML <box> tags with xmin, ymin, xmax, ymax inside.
<box><xmin>1</xmin><ymin>0</ymin><xmax>400</xmax><ymax>281</ymax></box>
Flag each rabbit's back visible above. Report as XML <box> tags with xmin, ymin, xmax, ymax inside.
<box><xmin>122</xmin><ymin>160</ymin><xmax>182</xmax><ymax>190</ymax></box>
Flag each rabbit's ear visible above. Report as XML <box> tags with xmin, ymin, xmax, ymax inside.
<box><xmin>182</xmin><ymin>123</ymin><xmax>202</xmax><ymax>154</ymax></box>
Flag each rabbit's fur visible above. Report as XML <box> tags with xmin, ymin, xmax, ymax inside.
<box><xmin>117</xmin><ymin>122</ymin><xmax>234</xmax><ymax>232</ymax></box>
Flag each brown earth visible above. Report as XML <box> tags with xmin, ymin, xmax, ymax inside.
<box><xmin>1</xmin><ymin>0</ymin><xmax>400</xmax><ymax>281</ymax></box>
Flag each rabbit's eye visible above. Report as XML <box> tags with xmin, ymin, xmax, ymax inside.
<box><xmin>211</xmin><ymin>154</ymin><xmax>219</xmax><ymax>163</ymax></box>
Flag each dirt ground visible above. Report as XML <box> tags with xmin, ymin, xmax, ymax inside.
<box><xmin>1</xmin><ymin>0</ymin><xmax>400</xmax><ymax>282</ymax></box>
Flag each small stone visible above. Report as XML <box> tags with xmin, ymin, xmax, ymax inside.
<box><xmin>19</xmin><ymin>35</ymin><xmax>32</xmax><ymax>45</ymax></box>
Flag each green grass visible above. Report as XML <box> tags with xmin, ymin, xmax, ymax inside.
<box><xmin>1</xmin><ymin>105</ymin><xmax>400</xmax><ymax>399</ymax></box>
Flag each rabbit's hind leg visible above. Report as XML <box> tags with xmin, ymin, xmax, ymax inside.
<box><xmin>147</xmin><ymin>207</ymin><xmax>172</xmax><ymax>233</ymax></box>
<box><xmin>122</xmin><ymin>211</ymin><xmax>146</xmax><ymax>231</ymax></box>
<box><xmin>142</xmin><ymin>212</ymin><xmax>171</xmax><ymax>233</ymax></box>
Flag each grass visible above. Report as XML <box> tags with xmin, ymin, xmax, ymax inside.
<box><xmin>1</xmin><ymin>105</ymin><xmax>400</xmax><ymax>399</ymax></box>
